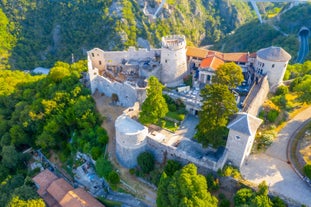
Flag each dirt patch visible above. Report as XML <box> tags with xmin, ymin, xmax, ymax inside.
<box><xmin>93</xmin><ymin>92</ymin><xmax>157</xmax><ymax>207</ymax></box>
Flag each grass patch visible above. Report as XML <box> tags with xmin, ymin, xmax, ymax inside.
<box><xmin>97</xmin><ymin>197</ymin><xmax>122</xmax><ymax>207</ymax></box>
<box><xmin>166</xmin><ymin>111</ymin><xmax>185</xmax><ymax>121</ymax></box>
<box><xmin>163</xmin><ymin>119</ymin><xmax>179</xmax><ymax>132</ymax></box>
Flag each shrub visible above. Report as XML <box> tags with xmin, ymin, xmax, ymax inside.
<box><xmin>95</xmin><ymin>156</ymin><xmax>113</xmax><ymax>178</ymax></box>
<box><xmin>267</xmin><ymin>109</ymin><xmax>279</xmax><ymax>123</ymax></box>
<box><xmin>275</xmin><ymin>85</ymin><xmax>289</xmax><ymax>95</ymax></box>
<box><xmin>137</xmin><ymin>152</ymin><xmax>155</xmax><ymax>174</ymax></box>
<box><xmin>108</xmin><ymin>171</ymin><xmax>120</xmax><ymax>184</ymax></box>
<box><xmin>304</xmin><ymin>164</ymin><xmax>311</xmax><ymax>179</ymax></box>
<box><xmin>91</xmin><ymin>146</ymin><xmax>102</xmax><ymax>160</ymax></box>
<box><xmin>206</xmin><ymin>173</ymin><xmax>219</xmax><ymax>191</ymax></box>
<box><xmin>129</xmin><ymin>168</ymin><xmax>135</xmax><ymax>175</ymax></box>
<box><xmin>164</xmin><ymin>160</ymin><xmax>182</xmax><ymax>176</ymax></box>
<box><xmin>222</xmin><ymin>165</ymin><xmax>240</xmax><ymax>178</ymax></box>
<box><xmin>257</xmin><ymin>133</ymin><xmax>274</xmax><ymax>149</ymax></box>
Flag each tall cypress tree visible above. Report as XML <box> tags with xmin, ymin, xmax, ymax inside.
<box><xmin>139</xmin><ymin>76</ymin><xmax>168</xmax><ymax>125</ymax></box>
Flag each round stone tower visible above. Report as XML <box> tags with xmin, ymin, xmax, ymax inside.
<box><xmin>255</xmin><ymin>46</ymin><xmax>291</xmax><ymax>89</ymax></box>
<box><xmin>160</xmin><ymin>35</ymin><xmax>188</xmax><ymax>87</ymax></box>
<box><xmin>115</xmin><ymin>115</ymin><xmax>148</xmax><ymax>168</ymax></box>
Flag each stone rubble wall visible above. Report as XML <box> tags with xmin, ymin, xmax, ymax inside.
<box><xmin>146</xmin><ymin>137</ymin><xmax>227</xmax><ymax>172</ymax></box>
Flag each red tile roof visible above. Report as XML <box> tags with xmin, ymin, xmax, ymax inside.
<box><xmin>60</xmin><ymin>188</ymin><xmax>105</xmax><ymax>207</ymax></box>
<box><xmin>47</xmin><ymin>178</ymin><xmax>74</xmax><ymax>202</ymax></box>
<box><xmin>32</xmin><ymin>169</ymin><xmax>58</xmax><ymax>196</ymax></box>
<box><xmin>186</xmin><ymin>46</ymin><xmax>209</xmax><ymax>59</ymax></box>
<box><xmin>223</xmin><ymin>53</ymin><xmax>248</xmax><ymax>63</ymax></box>
<box><xmin>33</xmin><ymin>170</ymin><xmax>105</xmax><ymax>207</ymax></box>
<box><xmin>200</xmin><ymin>56</ymin><xmax>224</xmax><ymax>70</ymax></box>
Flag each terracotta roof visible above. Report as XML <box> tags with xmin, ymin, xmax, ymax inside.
<box><xmin>32</xmin><ymin>169</ymin><xmax>58</xmax><ymax>196</ymax></box>
<box><xmin>47</xmin><ymin>178</ymin><xmax>74</xmax><ymax>202</ymax></box>
<box><xmin>200</xmin><ymin>56</ymin><xmax>224</xmax><ymax>70</ymax></box>
<box><xmin>223</xmin><ymin>53</ymin><xmax>248</xmax><ymax>63</ymax></box>
<box><xmin>33</xmin><ymin>170</ymin><xmax>105</xmax><ymax>207</ymax></box>
<box><xmin>227</xmin><ymin>112</ymin><xmax>262</xmax><ymax>136</ymax></box>
<box><xmin>186</xmin><ymin>46</ymin><xmax>209</xmax><ymax>59</ymax></box>
<box><xmin>60</xmin><ymin>188</ymin><xmax>105</xmax><ymax>207</ymax></box>
<box><xmin>257</xmin><ymin>46</ymin><xmax>291</xmax><ymax>62</ymax></box>
<box><xmin>249</xmin><ymin>52</ymin><xmax>257</xmax><ymax>58</ymax></box>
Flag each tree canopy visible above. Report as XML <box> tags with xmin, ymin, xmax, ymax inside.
<box><xmin>139</xmin><ymin>76</ymin><xmax>168</xmax><ymax>125</ymax></box>
<box><xmin>157</xmin><ymin>163</ymin><xmax>218</xmax><ymax>207</ymax></box>
<box><xmin>213</xmin><ymin>62</ymin><xmax>244</xmax><ymax>88</ymax></box>
<box><xmin>195</xmin><ymin>84</ymin><xmax>238</xmax><ymax>147</ymax></box>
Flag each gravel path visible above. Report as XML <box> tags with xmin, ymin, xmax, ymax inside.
<box><xmin>241</xmin><ymin>106</ymin><xmax>311</xmax><ymax>206</ymax></box>
<box><xmin>94</xmin><ymin>93</ymin><xmax>157</xmax><ymax>207</ymax></box>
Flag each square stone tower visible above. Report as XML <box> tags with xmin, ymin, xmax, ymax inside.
<box><xmin>226</xmin><ymin>112</ymin><xmax>262</xmax><ymax>168</ymax></box>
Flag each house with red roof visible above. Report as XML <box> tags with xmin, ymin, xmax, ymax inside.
<box><xmin>32</xmin><ymin>169</ymin><xmax>105</xmax><ymax>207</ymax></box>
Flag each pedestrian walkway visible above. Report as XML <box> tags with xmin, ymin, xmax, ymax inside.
<box><xmin>241</xmin><ymin>106</ymin><xmax>311</xmax><ymax>206</ymax></box>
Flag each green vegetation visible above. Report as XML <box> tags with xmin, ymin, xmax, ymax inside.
<box><xmin>196</xmin><ymin>84</ymin><xmax>238</xmax><ymax>147</ymax></box>
<box><xmin>213</xmin><ymin>3</ymin><xmax>311</xmax><ymax>62</ymax></box>
<box><xmin>157</xmin><ymin>163</ymin><xmax>218</xmax><ymax>207</ymax></box>
<box><xmin>0</xmin><ymin>0</ymin><xmax>259</xmax><ymax>70</ymax></box>
<box><xmin>234</xmin><ymin>181</ymin><xmax>273</xmax><ymax>207</ymax></box>
<box><xmin>221</xmin><ymin>165</ymin><xmax>241</xmax><ymax>179</ymax></box>
<box><xmin>0</xmin><ymin>61</ymin><xmax>109</xmax><ymax>204</ymax></box>
<box><xmin>304</xmin><ymin>164</ymin><xmax>311</xmax><ymax>179</ymax></box>
<box><xmin>95</xmin><ymin>156</ymin><xmax>113</xmax><ymax>179</ymax></box>
<box><xmin>163</xmin><ymin>160</ymin><xmax>182</xmax><ymax>177</ymax></box>
<box><xmin>7</xmin><ymin>196</ymin><xmax>45</xmax><ymax>207</ymax></box>
<box><xmin>213</xmin><ymin>62</ymin><xmax>244</xmax><ymax>88</ymax></box>
<box><xmin>139</xmin><ymin>76</ymin><xmax>168</xmax><ymax>125</ymax></box>
<box><xmin>137</xmin><ymin>152</ymin><xmax>155</xmax><ymax>174</ymax></box>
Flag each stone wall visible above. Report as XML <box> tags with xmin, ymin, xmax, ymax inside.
<box><xmin>243</xmin><ymin>76</ymin><xmax>269</xmax><ymax>116</ymax></box>
<box><xmin>146</xmin><ymin>137</ymin><xmax>227</xmax><ymax>172</ymax></box>
<box><xmin>93</xmin><ymin>75</ymin><xmax>146</xmax><ymax>107</ymax></box>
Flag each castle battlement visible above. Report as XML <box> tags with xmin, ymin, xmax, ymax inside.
<box><xmin>161</xmin><ymin>35</ymin><xmax>186</xmax><ymax>50</ymax></box>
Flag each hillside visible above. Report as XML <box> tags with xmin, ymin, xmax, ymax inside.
<box><xmin>213</xmin><ymin>2</ymin><xmax>311</xmax><ymax>62</ymax></box>
<box><xmin>0</xmin><ymin>0</ymin><xmax>259</xmax><ymax>70</ymax></box>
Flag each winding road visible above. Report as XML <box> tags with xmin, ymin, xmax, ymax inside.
<box><xmin>296</xmin><ymin>28</ymin><xmax>310</xmax><ymax>63</ymax></box>
<box><xmin>241</xmin><ymin>106</ymin><xmax>311</xmax><ymax>206</ymax></box>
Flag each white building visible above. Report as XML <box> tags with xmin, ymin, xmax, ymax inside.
<box><xmin>255</xmin><ymin>46</ymin><xmax>291</xmax><ymax>89</ymax></box>
<box><xmin>226</xmin><ymin>112</ymin><xmax>263</xmax><ymax>168</ymax></box>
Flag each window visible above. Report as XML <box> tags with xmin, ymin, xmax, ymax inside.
<box><xmin>91</xmin><ymin>53</ymin><xmax>94</xmax><ymax>57</ymax></box>
<box><xmin>235</xmin><ymin>135</ymin><xmax>240</xmax><ymax>140</ymax></box>
<box><xmin>272</xmin><ymin>64</ymin><xmax>275</xmax><ymax>68</ymax></box>
<box><xmin>165</xmin><ymin>60</ymin><xmax>167</xmax><ymax>63</ymax></box>
<box><xmin>99</xmin><ymin>61</ymin><xmax>102</xmax><ymax>65</ymax></box>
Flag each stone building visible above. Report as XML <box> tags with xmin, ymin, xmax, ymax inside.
<box><xmin>255</xmin><ymin>46</ymin><xmax>291</xmax><ymax>89</ymax></box>
<box><xmin>115</xmin><ymin>114</ymin><xmax>148</xmax><ymax>168</ymax></box>
<box><xmin>226</xmin><ymin>112</ymin><xmax>263</xmax><ymax>168</ymax></box>
<box><xmin>160</xmin><ymin>35</ymin><xmax>188</xmax><ymax>87</ymax></box>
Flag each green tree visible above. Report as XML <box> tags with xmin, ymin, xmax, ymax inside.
<box><xmin>294</xmin><ymin>75</ymin><xmax>311</xmax><ymax>103</ymax></box>
<box><xmin>48</xmin><ymin>62</ymin><xmax>71</xmax><ymax>82</ymax></box>
<box><xmin>137</xmin><ymin>151</ymin><xmax>155</xmax><ymax>174</ymax></box>
<box><xmin>164</xmin><ymin>160</ymin><xmax>182</xmax><ymax>177</ymax></box>
<box><xmin>95</xmin><ymin>156</ymin><xmax>113</xmax><ymax>179</ymax></box>
<box><xmin>139</xmin><ymin>76</ymin><xmax>168</xmax><ymax>125</ymax></box>
<box><xmin>108</xmin><ymin>171</ymin><xmax>120</xmax><ymax>185</ymax></box>
<box><xmin>157</xmin><ymin>163</ymin><xmax>218</xmax><ymax>207</ymax></box>
<box><xmin>213</xmin><ymin>62</ymin><xmax>244</xmax><ymax>88</ymax></box>
<box><xmin>0</xmin><ymin>8</ymin><xmax>16</xmax><ymax>70</ymax></box>
<box><xmin>1</xmin><ymin>145</ymin><xmax>20</xmax><ymax>169</ymax></box>
<box><xmin>195</xmin><ymin>84</ymin><xmax>238</xmax><ymax>147</ymax></box>
<box><xmin>234</xmin><ymin>188</ymin><xmax>254</xmax><ymax>206</ymax></box>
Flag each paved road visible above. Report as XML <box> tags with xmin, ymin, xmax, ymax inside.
<box><xmin>241</xmin><ymin>106</ymin><xmax>311</xmax><ymax>206</ymax></box>
<box><xmin>296</xmin><ymin>29</ymin><xmax>309</xmax><ymax>63</ymax></box>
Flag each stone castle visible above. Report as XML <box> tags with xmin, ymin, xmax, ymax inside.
<box><xmin>87</xmin><ymin>35</ymin><xmax>291</xmax><ymax>170</ymax></box>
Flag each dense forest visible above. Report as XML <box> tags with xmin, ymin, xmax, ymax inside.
<box><xmin>0</xmin><ymin>0</ymin><xmax>276</xmax><ymax>70</ymax></box>
<box><xmin>0</xmin><ymin>61</ymin><xmax>109</xmax><ymax>206</ymax></box>
<box><xmin>213</xmin><ymin>3</ymin><xmax>311</xmax><ymax>62</ymax></box>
